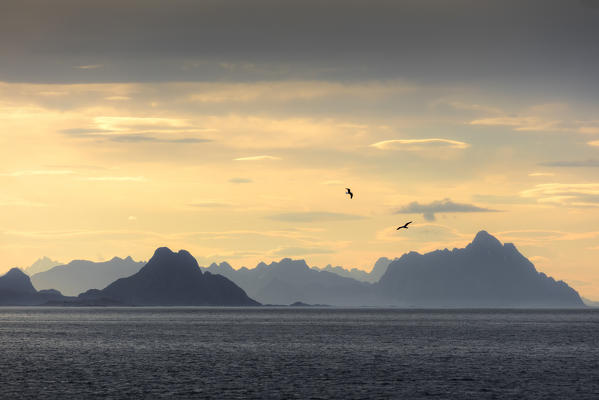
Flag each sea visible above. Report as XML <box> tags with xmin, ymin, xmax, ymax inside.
<box><xmin>0</xmin><ymin>308</ymin><xmax>597</xmax><ymax>399</ymax></box>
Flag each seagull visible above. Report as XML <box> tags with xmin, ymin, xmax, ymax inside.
<box><xmin>345</xmin><ymin>188</ymin><xmax>353</xmax><ymax>199</ymax></box>
<box><xmin>396</xmin><ymin>221</ymin><xmax>412</xmax><ymax>230</ymax></box>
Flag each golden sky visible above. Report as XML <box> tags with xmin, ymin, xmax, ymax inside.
<box><xmin>1</xmin><ymin>1</ymin><xmax>599</xmax><ymax>298</ymax></box>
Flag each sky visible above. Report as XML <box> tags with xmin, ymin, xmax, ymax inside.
<box><xmin>1</xmin><ymin>0</ymin><xmax>599</xmax><ymax>298</ymax></box>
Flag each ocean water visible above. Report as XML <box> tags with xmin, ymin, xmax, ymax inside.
<box><xmin>0</xmin><ymin>308</ymin><xmax>598</xmax><ymax>399</ymax></box>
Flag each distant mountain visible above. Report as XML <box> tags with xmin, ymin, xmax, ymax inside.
<box><xmin>80</xmin><ymin>247</ymin><xmax>259</xmax><ymax>306</ymax></box>
<box><xmin>582</xmin><ymin>298</ymin><xmax>599</xmax><ymax>308</ymax></box>
<box><xmin>31</xmin><ymin>256</ymin><xmax>145</xmax><ymax>296</ymax></box>
<box><xmin>377</xmin><ymin>231</ymin><xmax>584</xmax><ymax>308</ymax></box>
<box><xmin>315</xmin><ymin>264</ymin><xmax>371</xmax><ymax>281</ymax></box>
<box><xmin>0</xmin><ymin>268</ymin><xmax>66</xmax><ymax>305</ymax></box>
<box><xmin>203</xmin><ymin>258</ymin><xmax>375</xmax><ymax>306</ymax></box>
<box><xmin>7</xmin><ymin>230</ymin><xmax>583</xmax><ymax>308</ymax></box>
<box><xmin>370</xmin><ymin>257</ymin><xmax>395</xmax><ymax>281</ymax></box>
<box><xmin>24</xmin><ymin>256</ymin><xmax>62</xmax><ymax>275</ymax></box>
<box><xmin>313</xmin><ymin>257</ymin><xmax>395</xmax><ymax>282</ymax></box>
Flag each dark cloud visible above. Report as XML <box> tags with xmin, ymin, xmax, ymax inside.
<box><xmin>268</xmin><ymin>211</ymin><xmax>365</xmax><ymax>222</ymax></box>
<box><xmin>396</xmin><ymin>198</ymin><xmax>499</xmax><ymax>221</ymax></box>
<box><xmin>580</xmin><ymin>0</ymin><xmax>599</xmax><ymax>9</ymax></box>
<box><xmin>540</xmin><ymin>193</ymin><xmax>599</xmax><ymax>207</ymax></box>
<box><xmin>567</xmin><ymin>194</ymin><xmax>599</xmax><ymax>206</ymax></box>
<box><xmin>1</xmin><ymin>0</ymin><xmax>597</xmax><ymax>94</ymax></box>
<box><xmin>61</xmin><ymin>128</ymin><xmax>113</xmax><ymax>136</ymax></box>
<box><xmin>228</xmin><ymin>178</ymin><xmax>253</xmax><ymax>184</ymax></box>
<box><xmin>60</xmin><ymin>129</ymin><xmax>210</xmax><ymax>144</ymax></box>
<box><xmin>109</xmin><ymin>135</ymin><xmax>210</xmax><ymax>144</ymax></box>
<box><xmin>539</xmin><ymin>160</ymin><xmax>599</xmax><ymax>167</ymax></box>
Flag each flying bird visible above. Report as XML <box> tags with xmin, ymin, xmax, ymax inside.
<box><xmin>396</xmin><ymin>221</ymin><xmax>412</xmax><ymax>230</ymax></box>
<box><xmin>345</xmin><ymin>188</ymin><xmax>353</xmax><ymax>199</ymax></box>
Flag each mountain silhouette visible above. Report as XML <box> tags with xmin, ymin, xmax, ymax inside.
<box><xmin>203</xmin><ymin>258</ymin><xmax>375</xmax><ymax>305</ymax></box>
<box><xmin>80</xmin><ymin>247</ymin><xmax>259</xmax><ymax>306</ymax></box>
<box><xmin>0</xmin><ymin>268</ymin><xmax>66</xmax><ymax>305</ymax></box>
<box><xmin>582</xmin><ymin>297</ymin><xmax>599</xmax><ymax>308</ymax></box>
<box><xmin>4</xmin><ymin>230</ymin><xmax>584</xmax><ymax>307</ymax></box>
<box><xmin>314</xmin><ymin>257</ymin><xmax>395</xmax><ymax>282</ymax></box>
<box><xmin>24</xmin><ymin>256</ymin><xmax>62</xmax><ymax>275</ymax></box>
<box><xmin>32</xmin><ymin>256</ymin><xmax>145</xmax><ymax>296</ymax></box>
<box><xmin>376</xmin><ymin>230</ymin><xmax>584</xmax><ymax>307</ymax></box>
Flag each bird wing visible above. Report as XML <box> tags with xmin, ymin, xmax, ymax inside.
<box><xmin>406</xmin><ymin>221</ymin><xmax>412</xmax><ymax>226</ymax></box>
<box><xmin>350</xmin><ymin>192</ymin><xmax>353</xmax><ymax>198</ymax></box>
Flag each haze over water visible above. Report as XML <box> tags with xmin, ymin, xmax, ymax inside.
<box><xmin>1</xmin><ymin>307</ymin><xmax>598</xmax><ymax>399</ymax></box>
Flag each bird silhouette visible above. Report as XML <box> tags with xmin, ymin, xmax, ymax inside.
<box><xmin>345</xmin><ymin>188</ymin><xmax>353</xmax><ymax>199</ymax></box>
<box><xmin>396</xmin><ymin>221</ymin><xmax>412</xmax><ymax>230</ymax></box>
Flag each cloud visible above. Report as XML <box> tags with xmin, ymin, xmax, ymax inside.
<box><xmin>268</xmin><ymin>211</ymin><xmax>365</xmax><ymax>222</ymax></box>
<box><xmin>108</xmin><ymin>135</ymin><xmax>210</xmax><ymax>144</ymax></box>
<box><xmin>178</xmin><ymin>229</ymin><xmax>320</xmax><ymax>241</ymax></box>
<box><xmin>588</xmin><ymin>140</ymin><xmax>599</xmax><ymax>147</ymax></box>
<box><xmin>228</xmin><ymin>178</ymin><xmax>253</xmax><ymax>184</ymax></box>
<box><xmin>271</xmin><ymin>246</ymin><xmax>335</xmax><ymax>257</ymax></box>
<box><xmin>434</xmin><ymin>99</ymin><xmax>503</xmax><ymax>115</ymax></box>
<box><xmin>1</xmin><ymin>228</ymin><xmax>168</xmax><ymax>240</ymax></box>
<box><xmin>62</xmin><ymin>117</ymin><xmax>217</xmax><ymax>144</ymax></box>
<box><xmin>528</xmin><ymin>172</ymin><xmax>555</xmax><ymax>177</ymax></box>
<box><xmin>0</xmin><ymin>197</ymin><xmax>47</xmax><ymax>207</ymax></box>
<box><xmin>81</xmin><ymin>176</ymin><xmax>147</xmax><ymax>182</ymax></box>
<box><xmin>469</xmin><ymin>116</ymin><xmax>560</xmax><ymax>131</ymax></box>
<box><xmin>61</xmin><ymin>128</ymin><xmax>114</xmax><ymax>136</ymax></box>
<box><xmin>370</xmin><ymin>138</ymin><xmax>469</xmax><ymax>150</ymax></box>
<box><xmin>75</xmin><ymin>64</ymin><xmax>103</xmax><ymax>70</ymax></box>
<box><xmin>234</xmin><ymin>155</ymin><xmax>281</xmax><ymax>161</ymax></box>
<box><xmin>37</xmin><ymin>90</ymin><xmax>68</xmax><ymax>96</ymax></box>
<box><xmin>579</xmin><ymin>126</ymin><xmax>599</xmax><ymax>135</ymax></box>
<box><xmin>497</xmin><ymin>229</ymin><xmax>599</xmax><ymax>245</ymax></box>
<box><xmin>471</xmin><ymin>194</ymin><xmax>536</xmax><ymax>205</ymax></box>
<box><xmin>188</xmin><ymin>201</ymin><xmax>234</xmax><ymax>208</ymax></box>
<box><xmin>468</xmin><ymin>105</ymin><xmax>599</xmax><ymax>134</ymax></box>
<box><xmin>93</xmin><ymin>116</ymin><xmax>190</xmax><ymax>132</ymax></box>
<box><xmin>539</xmin><ymin>160</ymin><xmax>599</xmax><ymax>167</ymax></box>
<box><xmin>520</xmin><ymin>183</ymin><xmax>599</xmax><ymax>207</ymax></box>
<box><xmin>395</xmin><ymin>198</ymin><xmax>499</xmax><ymax>221</ymax></box>
<box><xmin>187</xmin><ymin>81</ymin><xmax>413</xmax><ymax>103</ymax></box>
<box><xmin>44</xmin><ymin>164</ymin><xmax>108</xmax><ymax>171</ymax></box>
<box><xmin>3</xmin><ymin>1</ymin><xmax>596</xmax><ymax>88</ymax></box>
<box><xmin>56</xmin><ymin>110</ymin><xmax>377</xmax><ymax>151</ymax></box>
<box><xmin>105</xmin><ymin>96</ymin><xmax>130</xmax><ymax>101</ymax></box>
<box><xmin>61</xmin><ymin>126</ymin><xmax>211</xmax><ymax>144</ymax></box>
<box><xmin>0</xmin><ymin>169</ymin><xmax>76</xmax><ymax>177</ymax></box>
<box><xmin>64</xmin><ymin>116</ymin><xmax>217</xmax><ymax>136</ymax></box>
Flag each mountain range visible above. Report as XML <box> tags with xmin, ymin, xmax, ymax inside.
<box><xmin>0</xmin><ymin>268</ymin><xmax>64</xmax><ymax>305</ymax></box>
<box><xmin>0</xmin><ymin>230</ymin><xmax>587</xmax><ymax>307</ymax></box>
<box><xmin>311</xmin><ymin>257</ymin><xmax>394</xmax><ymax>283</ymax></box>
<box><xmin>31</xmin><ymin>256</ymin><xmax>145</xmax><ymax>296</ymax></box>
<box><xmin>205</xmin><ymin>231</ymin><xmax>583</xmax><ymax>307</ymax></box>
<box><xmin>24</xmin><ymin>256</ymin><xmax>62</xmax><ymax>275</ymax></box>
<box><xmin>202</xmin><ymin>259</ymin><xmax>377</xmax><ymax>306</ymax></box>
<box><xmin>80</xmin><ymin>247</ymin><xmax>259</xmax><ymax>306</ymax></box>
<box><xmin>376</xmin><ymin>231</ymin><xmax>583</xmax><ymax>307</ymax></box>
